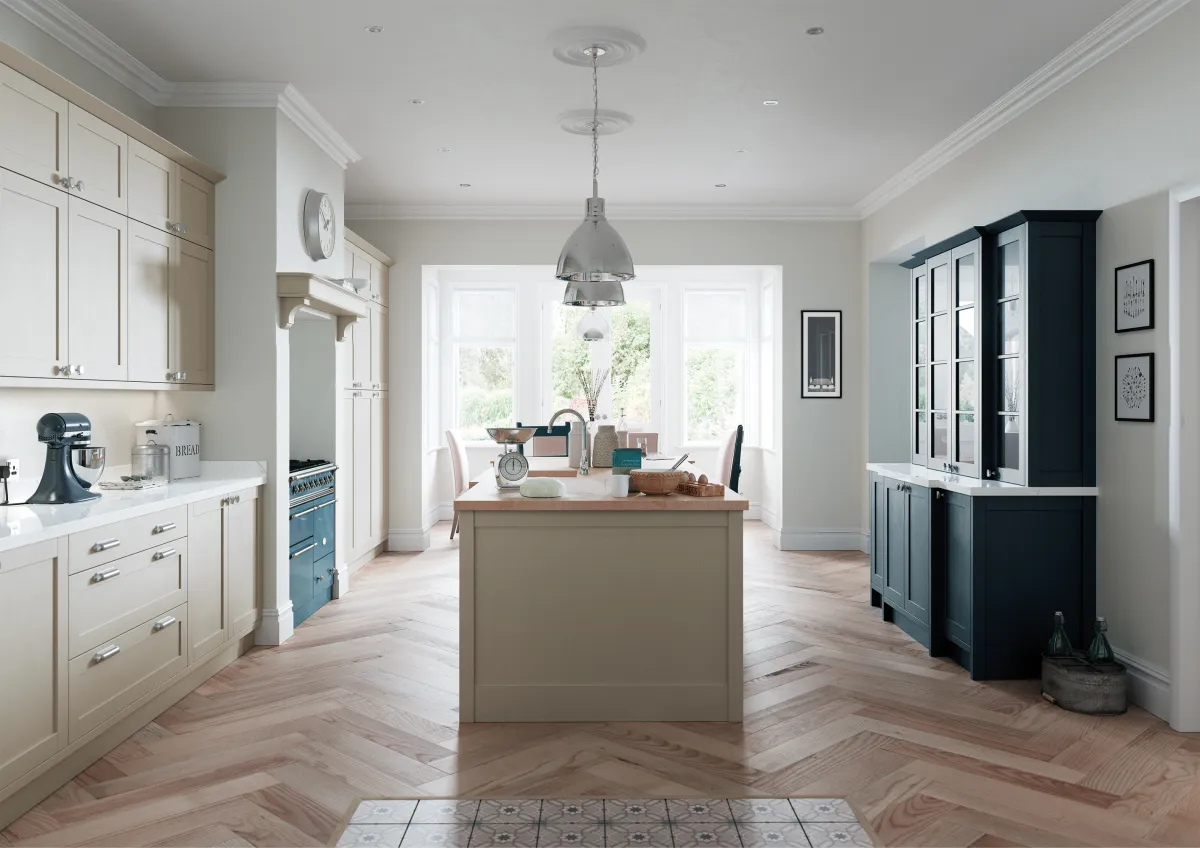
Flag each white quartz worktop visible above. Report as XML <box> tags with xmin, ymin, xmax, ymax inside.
<box><xmin>0</xmin><ymin>461</ymin><xmax>266</xmax><ymax>554</ymax></box>
<box><xmin>867</xmin><ymin>463</ymin><xmax>1099</xmax><ymax>497</ymax></box>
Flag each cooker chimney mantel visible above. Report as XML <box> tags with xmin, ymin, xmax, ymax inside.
<box><xmin>277</xmin><ymin>273</ymin><xmax>369</xmax><ymax>341</ymax></box>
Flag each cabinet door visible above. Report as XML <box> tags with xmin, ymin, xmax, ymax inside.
<box><xmin>0</xmin><ymin>64</ymin><xmax>69</xmax><ymax>189</ymax></box>
<box><xmin>289</xmin><ymin>543</ymin><xmax>316</xmax><ymax>624</ymax></box>
<box><xmin>377</xmin><ymin>262</ymin><xmax>389</xmax><ymax>308</ymax></box>
<box><xmin>68</xmin><ymin>197</ymin><xmax>128</xmax><ymax>380</ymax></box>
<box><xmin>339</xmin><ymin>393</ymin><xmax>356</xmax><ymax>560</ymax></box>
<box><xmin>187</xmin><ymin>496</ymin><xmax>226</xmax><ymax>662</ymax></box>
<box><xmin>343</xmin><ymin>243</ymin><xmax>356</xmax><ymax>279</ymax></box>
<box><xmin>352</xmin><ymin>311</ymin><xmax>372</xmax><ymax>388</ymax></box>
<box><xmin>911</xmin><ymin>264</ymin><xmax>929</xmax><ymax>466</ymax></box>
<box><xmin>869</xmin><ymin>475</ymin><xmax>886</xmax><ymax>592</ymax></box>
<box><xmin>67</xmin><ymin>104</ymin><xmax>128</xmax><ymax>214</ymax></box>
<box><xmin>0</xmin><ymin>170</ymin><xmax>69</xmax><ymax>377</ymax></box>
<box><xmin>353</xmin><ymin>250</ymin><xmax>377</xmax><ymax>303</ymax></box>
<box><xmin>927</xmin><ymin>251</ymin><xmax>953</xmax><ymax>469</ymax></box>
<box><xmin>995</xmin><ymin>226</ymin><xmax>1027</xmax><ymax>484</ymax></box>
<box><xmin>171</xmin><ymin>240</ymin><xmax>215</xmax><ymax>384</ymax></box>
<box><xmin>127</xmin><ymin>138</ymin><xmax>174</xmax><ymax>233</ymax></box>
<box><xmin>127</xmin><ymin>221</ymin><xmax>173</xmax><ymax>383</ymax></box>
<box><xmin>177</xmin><ymin>167</ymin><xmax>215</xmax><ymax>250</ymax></box>
<box><xmin>883</xmin><ymin>482</ymin><xmax>907</xmax><ymax>608</ymax></box>
<box><xmin>943</xmin><ymin>492</ymin><xmax>974</xmax><ymax>649</ymax></box>
<box><xmin>226</xmin><ymin>489</ymin><xmax>260</xmax><ymax>638</ymax></box>
<box><xmin>353</xmin><ymin>394</ymin><xmax>373</xmax><ymax>559</ymax></box>
<box><xmin>0</xmin><ymin>540</ymin><xmax>67</xmax><ymax>790</ymax></box>
<box><xmin>370</xmin><ymin>305</ymin><xmax>387</xmax><ymax>390</ymax></box>
<box><xmin>370</xmin><ymin>393</ymin><xmax>386</xmax><ymax>545</ymax></box>
<box><xmin>904</xmin><ymin>485</ymin><xmax>931</xmax><ymax>625</ymax></box>
<box><xmin>949</xmin><ymin>240</ymin><xmax>982</xmax><ymax>478</ymax></box>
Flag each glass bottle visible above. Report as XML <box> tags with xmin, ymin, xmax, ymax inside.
<box><xmin>1087</xmin><ymin>617</ymin><xmax>1116</xmax><ymax>664</ymax></box>
<box><xmin>616</xmin><ymin>408</ymin><xmax>629</xmax><ymax>448</ymax></box>
<box><xmin>1046</xmin><ymin>611</ymin><xmax>1074</xmax><ymax>658</ymax></box>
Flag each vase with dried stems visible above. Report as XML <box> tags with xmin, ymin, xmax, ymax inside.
<box><xmin>574</xmin><ymin>365</ymin><xmax>609</xmax><ymax>422</ymax></box>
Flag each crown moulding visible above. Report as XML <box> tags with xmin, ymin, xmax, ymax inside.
<box><xmin>345</xmin><ymin>204</ymin><xmax>862</xmax><ymax>222</ymax></box>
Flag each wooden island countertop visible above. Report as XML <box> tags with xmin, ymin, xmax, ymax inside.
<box><xmin>455</xmin><ymin>460</ymin><xmax>749</xmax><ymax>511</ymax></box>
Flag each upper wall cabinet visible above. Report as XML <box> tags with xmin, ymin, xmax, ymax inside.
<box><xmin>904</xmin><ymin>211</ymin><xmax>1099</xmax><ymax>487</ymax></box>
<box><xmin>345</xmin><ymin>228</ymin><xmax>392</xmax><ymax>308</ymax></box>
<box><xmin>0</xmin><ymin>47</ymin><xmax>223</xmax><ymax>390</ymax></box>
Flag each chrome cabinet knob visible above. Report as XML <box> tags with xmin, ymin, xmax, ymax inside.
<box><xmin>73</xmin><ymin>364</ymin><xmax>84</xmax><ymax>376</ymax></box>
<box><xmin>59</xmin><ymin>176</ymin><xmax>76</xmax><ymax>190</ymax></box>
<box><xmin>55</xmin><ymin>364</ymin><xmax>71</xmax><ymax>376</ymax></box>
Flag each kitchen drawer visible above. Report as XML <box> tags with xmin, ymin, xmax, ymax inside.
<box><xmin>68</xmin><ymin>604</ymin><xmax>186</xmax><ymax>742</ymax></box>
<box><xmin>68</xmin><ymin>542</ymin><xmax>186</xmax><ymax>658</ymax></box>
<box><xmin>68</xmin><ymin>506</ymin><xmax>187</xmax><ymax>573</ymax></box>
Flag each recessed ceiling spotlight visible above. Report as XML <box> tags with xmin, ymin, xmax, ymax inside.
<box><xmin>409</xmin><ymin>98</ymin><xmax>425</xmax><ymax>105</ymax></box>
<box><xmin>365</xmin><ymin>25</ymin><xmax>384</xmax><ymax>33</ymax></box>
<box><xmin>715</xmin><ymin>183</ymin><xmax>727</xmax><ymax>188</ymax></box>
<box><xmin>762</xmin><ymin>100</ymin><xmax>779</xmax><ymax>106</ymax></box>
<box><xmin>806</xmin><ymin>26</ymin><xmax>825</xmax><ymax>36</ymax></box>
<box><xmin>735</xmin><ymin>148</ymin><xmax>748</xmax><ymax>154</ymax></box>
<box><xmin>459</xmin><ymin>183</ymin><xmax>471</xmax><ymax>187</ymax></box>
<box><xmin>438</xmin><ymin>147</ymin><xmax>452</xmax><ymax>153</ymax></box>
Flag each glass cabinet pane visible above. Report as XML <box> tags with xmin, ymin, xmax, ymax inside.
<box><xmin>1001</xmin><ymin>301</ymin><xmax>1021</xmax><ymax>354</ymax></box>
<box><xmin>932</xmin><ymin>413</ymin><xmax>949</xmax><ymax>460</ymax></box>
<box><xmin>957</xmin><ymin>414</ymin><xmax>975</xmax><ymax>463</ymax></box>
<box><xmin>999</xmin><ymin>415</ymin><xmax>1020</xmax><ymax>469</ymax></box>
<box><xmin>933</xmin><ymin>364</ymin><xmax>949</xmax><ymax>410</ymax></box>
<box><xmin>932</xmin><ymin>314</ymin><xmax>949</xmax><ymax>361</ymax></box>
<box><xmin>957</xmin><ymin>309</ymin><xmax>975</xmax><ymax>358</ymax></box>
<box><xmin>1001</xmin><ymin>359</ymin><xmax>1020</xmax><ymax>412</ymax></box>
<box><xmin>957</xmin><ymin>362</ymin><xmax>976</xmax><ymax>411</ymax></box>
<box><xmin>915</xmin><ymin>273</ymin><xmax>927</xmax><ymax>319</ymax></box>
<box><xmin>1001</xmin><ymin>241</ymin><xmax>1021</xmax><ymax>297</ymax></box>
<box><xmin>932</xmin><ymin>264</ymin><xmax>949</xmax><ymax>313</ymax></box>
<box><xmin>916</xmin><ymin>320</ymin><xmax>927</xmax><ymax>364</ymax></box>
<box><xmin>915</xmin><ymin>367</ymin><xmax>926</xmax><ymax>409</ymax></box>
<box><xmin>915</xmin><ymin>412</ymin><xmax>927</xmax><ymax>456</ymax></box>
<box><xmin>956</xmin><ymin>255</ymin><xmax>976</xmax><ymax>305</ymax></box>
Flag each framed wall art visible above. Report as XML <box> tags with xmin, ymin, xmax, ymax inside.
<box><xmin>801</xmin><ymin>310</ymin><xmax>842</xmax><ymax>399</ymax></box>
<box><xmin>1114</xmin><ymin>259</ymin><xmax>1154</xmax><ymax>332</ymax></box>
<box><xmin>1115</xmin><ymin>353</ymin><xmax>1154</xmax><ymax>422</ymax></box>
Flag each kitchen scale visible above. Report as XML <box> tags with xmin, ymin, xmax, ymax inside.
<box><xmin>486</xmin><ymin>427</ymin><xmax>538</xmax><ymax>489</ymax></box>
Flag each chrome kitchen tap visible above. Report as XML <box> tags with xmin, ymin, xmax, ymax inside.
<box><xmin>549</xmin><ymin>408</ymin><xmax>590</xmax><ymax>476</ymax></box>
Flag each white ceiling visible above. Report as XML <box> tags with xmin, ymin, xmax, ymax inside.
<box><xmin>57</xmin><ymin>0</ymin><xmax>1129</xmax><ymax>213</ymax></box>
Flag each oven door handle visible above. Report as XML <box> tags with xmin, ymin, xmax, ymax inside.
<box><xmin>289</xmin><ymin>498</ymin><xmax>337</xmax><ymax>520</ymax></box>
<box><xmin>290</xmin><ymin>543</ymin><xmax>318</xmax><ymax>559</ymax></box>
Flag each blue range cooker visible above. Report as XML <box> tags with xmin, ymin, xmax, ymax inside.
<box><xmin>288</xmin><ymin>459</ymin><xmax>336</xmax><ymax>626</ymax></box>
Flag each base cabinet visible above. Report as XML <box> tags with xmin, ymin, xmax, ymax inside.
<box><xmin>187</xmin><ymin>488</ymin><xmax>260</xmax><ymax>663</ymax></box>
<box><xmin>870</xmin><ymin>475</ymin><xmax>932</xmax><ymax>647</ymax></box>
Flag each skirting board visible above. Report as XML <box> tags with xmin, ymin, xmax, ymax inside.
<box><xmin>389</xmin><ymin>528</ymin><xmax>430</xmax><ymax>552</ymax></box>
<box><xmin>779</xmin><ymin>529</ymin><xmax>870</xmax><ymax>552</ymax></box>
<box><xmin>255</xmin><ymin>601</ymin><xmax>294</xmax><ymax>646</ymax></box>
<box><xmin>1113</xmin><ymin>647</ymin><xmax>1171</xmax><ymax>721</ymax></box>
<box><xmin>348</xmin><ymin>542</ymin><xmax>386</xmax><ymax>574</ymax></box>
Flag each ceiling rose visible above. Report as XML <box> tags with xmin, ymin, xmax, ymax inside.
<box><xmin>557</xmin><ymin>108</ymin><xmax>635</xmax><ymax>136</ymax></box>
<box><xmin>549</xmin><ymin>26</ymin><xmax>647</xmax><ymax>67</ymax></box>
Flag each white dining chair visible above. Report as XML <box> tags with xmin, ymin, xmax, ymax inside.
<box><xmin>715</xmin><ymin>425</ymin><xmax>744</xmax><ymax>491</ymax></box>
<box><xmin>446</xmin><ymin>429</ymin><xmax>470</xmax><ymax>539</ymax></box>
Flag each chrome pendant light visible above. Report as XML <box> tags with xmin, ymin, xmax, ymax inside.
<box><xmin>557</xmin><ymin>45</ymin><xmax>635</xmax><ymax>306</ymax></box>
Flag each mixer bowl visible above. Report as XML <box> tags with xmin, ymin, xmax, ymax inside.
<box><xmin>485</xmin><ymin>427</ymin><xmax>539</xmax><ymax>445</ymax></box>
<box><xmin>72</xmin><ymin>446</ymin><xmax>106</xmax><ymax>489</ymax></box>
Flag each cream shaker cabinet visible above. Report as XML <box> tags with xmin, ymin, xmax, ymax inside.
<box><xmin>351</xmin><ymin>309</ymin><xmax>372</xmax><ymax>388</ymax></box>
<box><xmin>0</xmin><ymin>64</ymin><xmax>68</xmax><ymax>190</ymax></box>
<box><xmin>172</xmin><ymin>240</ymin><xmax>215</xmax><ymax>385</ymax></box>
<box><xmin>370</xmin><ymin>392</ymin><xmax>386</xmax><ymax>544</ymax></box>
<box><xmin>370</xmin><ymin>305</ymin><xmax>388</xmax><ymax>391</ymax></box>
<box><xmin>66</xmin><ymin>104</ymin><xmax>128</xmax><ymax>215</ymax></box>
<box><xmin>0</xmin><ymin>540</ymin><xmax>68</xmax><ymax>792</ymax></box>
<box><xmin>127</xmin><ymin>138</ymin><xmax>215</xmax><ymax>250</ymax></box>
<box><xmin>187</xmin><ymin>488</ymin><xmax>259</xmax><ymax>664</ymax></box>
<box><xmin>67</xmin><ymin>197</ymin><xmax>128</xmax><ymax>382</ymax></box>
<box><xmin>0</xmin><ymin>170</ymin><xmax>68</xmax><ymax>378</ymax></box>
<box><xmin>352</xmin><ymin>392</ymin><xmax>373</xmax><ymax>558</ymax></box>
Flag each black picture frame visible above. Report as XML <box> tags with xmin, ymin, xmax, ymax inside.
<box><xmin>1114</xmin><ymin>259</ymin><xmax>1154</xmax><ymax>333</ymax></box>
<box><xmin>1114</xmin><ymin>353</ymin><xmax>1155</xmax><ymax>422</ymax></box>
<box><xmin>801</xmin><ymin>310</ymin><xmax>843</xmax><ymax>399</ymax></box>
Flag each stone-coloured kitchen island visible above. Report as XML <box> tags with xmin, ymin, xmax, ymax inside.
<box><xmin>455</xmin><ymin>467</ymin><xmax>748</xmax><ymax>722</ymax></box>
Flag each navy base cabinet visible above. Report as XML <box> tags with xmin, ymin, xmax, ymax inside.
<box><xmin>869</xmin><ymin>474</ymin><xmax>933</xmax><ymax>649</ymax></box>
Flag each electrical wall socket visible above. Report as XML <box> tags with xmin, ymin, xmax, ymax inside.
<box><xmin>1</xmin><ymin>458</ymin><xmax>19</xmax><ymax>479</ymax></box>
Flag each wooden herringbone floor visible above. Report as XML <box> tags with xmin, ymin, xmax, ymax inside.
<box><xmin>4</xmin><ymin>521</ymin><xmax>1198</xmax><ymax>847</ymax></box>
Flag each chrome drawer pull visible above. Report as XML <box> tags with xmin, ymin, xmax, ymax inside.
<box><xmin>153</xmin><ymin>522</ymin><xmax>177</xmax><ymax>533</ymax></box>
<box><xmin>92</xmin><ymin>539</ymin><xmax>121</xmax><ymax>553</ymax></box>
<box><xmin>316</xmin><ymin>498</ymin><xmax>337</xmax><ymax>511</ymax></box>
<box><xmin>290</xmin><ymin>498</ymin><xmax>336</xmax><ymax>520</ymax></box>
<box><xmin>290</xmin><ymin>542</ymin><xmax>317</xmax><ymax>559</ymax></box>
<box><xmin>92</xmin><ymin>644</ymin><xmax>120</xmax><ymax>663</ymax></box>
<box><xmin>152</xmin><ymin>615</ymin><xmax>176</xmax><ymax>632</ymax></box>
<box><xmin>91</xmin><ymin>567</ymin><xmax>121</xmax><ymax>583</ymax></box>
<box><xmin>152</xmin><ymin>548</ymin><xmax>177</xmax><ymax>561</ymax></box>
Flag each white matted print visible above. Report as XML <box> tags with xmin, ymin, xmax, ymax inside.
<box><xmin>1115</xmin><ymin>260</ymin><xmax>1154</xmax><ymax>332</ymax></box>
<box><xmin>801</xmin><ymin>310</ymin><xmax>842</xmax><ymax>399</ymax></box>
<box><xmin>1115</xmin><ymin>353</ymin><xmax>1154</xmax><ymax>422</ymax></box>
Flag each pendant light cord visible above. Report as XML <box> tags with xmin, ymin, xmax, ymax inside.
<box><xmin>591</xmin><ymin>49</ymin><xmax>600</xmax><ymax>199</ymax></box>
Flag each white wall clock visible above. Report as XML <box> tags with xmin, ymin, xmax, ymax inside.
<box><xmin>302</xmin><ymin>189</ymin><xmax>336</xmax><ymax>260</ymax></box>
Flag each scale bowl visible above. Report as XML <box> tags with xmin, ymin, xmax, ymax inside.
<box><xmin>486</xmin><ymin>427</ymin><xmax>539</xmax><ymax>445</ymax></box>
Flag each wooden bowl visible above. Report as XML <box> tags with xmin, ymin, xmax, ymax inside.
<box><xmin>629</xmin><ymin>470</ymin><xmax>688</xmax><ymax>495</ymax></box>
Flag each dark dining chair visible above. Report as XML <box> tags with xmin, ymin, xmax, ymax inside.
<box><xmin>717</xmin><ymin>425</ymin><xmax>744</xmax><ymax>492</ymax></box>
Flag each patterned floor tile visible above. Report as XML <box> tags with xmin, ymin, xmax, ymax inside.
<box><xmin>409</xmin><ymin>800</ymin><xmax>480</xmax><ymax>824</ymax></box>
<box><xmin>537</xmin><ymin>822</ymin><xmax>605</xmax><ymax>846</ymax></box>
<box><xmin>477</xmin><ymin>800</ymin><xmax>541</xmax><ymax>823</ymax></box>
<box><xmin>351</xmin><ymin>800</ymin><xmax>418</xmax><ymax>824</ymax></box>
<box><xmin>605</xmin><ymin>799</ymin><xmax>669</xmax><ymax>823</ymax></box>
<box><xmin>605</xmin><ymin>822</ymin><xmax>673</xmax><ymax>846</ymax></box>
<box><xmin>789</xmin><ymin>799</ymin><xmax>859</xmax><ymax>824</ymax></box>
<box><xmin>800</xmin><ymin>821</ymin><xmax>874</xmax><ymax>848</ymax></box>
<box><xmin>667</xmin><ymin>799</ymin><xmax>735</xmax><ymax>823</ymax></box>
<box><xmin>671</xmin><ymin>821</ymin><xmax>743</xmax><ymax>846</ymax></box>
<box><xmin>540</xmin><ymin>799</ymin><xmax>605</xmax><ymax>823</ymax></box>
<box><xmin>337</xmin><ymin>823</ymin><xmax>408</xmax><ymax>847</ymax></box>
<box><xmin>469</xmin><ymin>823</ymin><xmax>538</xmax><ymax>846</ymax></box>
<box><xmin>397</xmin><ymin>823</ymin><xmax>474</xmax><ymax>846</ymax></box>
<box><xmin>729</xmin><ymin>799</ymin><xmax>800</xmax><ymax>823</ymax></box>
<box><xmin>738</xmin><ymin>822</ymin><xmax>813</xmax><ymax>847</ymax></box>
